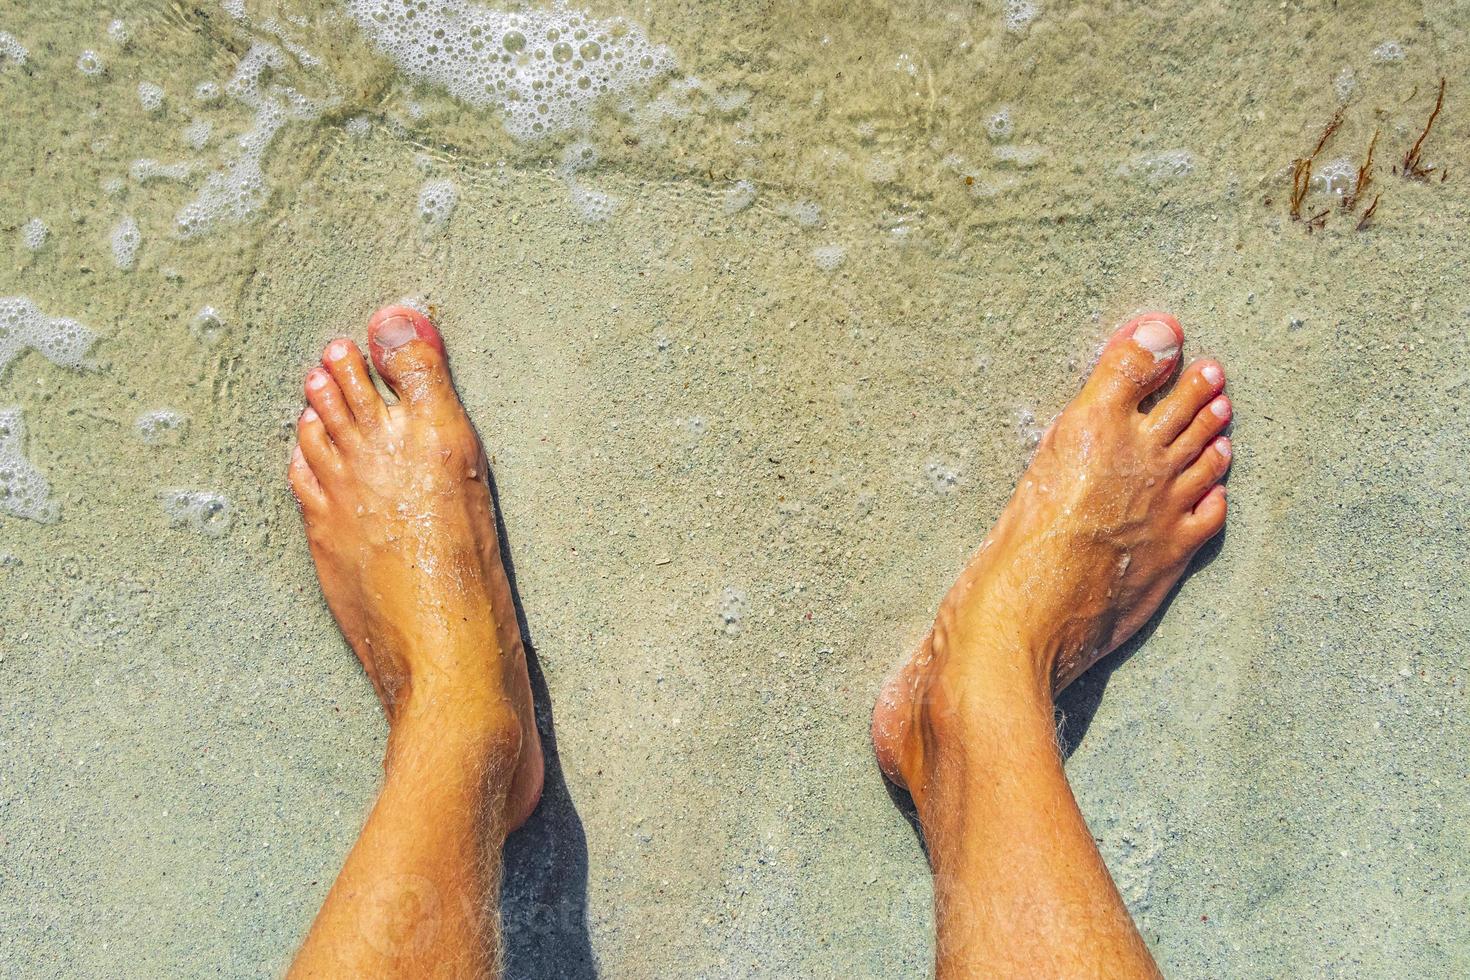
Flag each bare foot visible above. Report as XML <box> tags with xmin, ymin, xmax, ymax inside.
<box><xmin>288</xmin><ymin>306</ymin><xmax>543</xmax><ymax>831</ymax></box>
<box><xmin>873</xmin><ymin>313</ymin><xmax>1230</xmax><ymax>808</ymax></box>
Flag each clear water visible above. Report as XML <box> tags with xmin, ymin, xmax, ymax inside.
<box><xmin>1</xmin><ymin>1</ymin><xmax>1467</xmax><ymax>976</ymax></box>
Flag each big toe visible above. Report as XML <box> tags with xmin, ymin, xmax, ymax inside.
<box><xmin>1083</xmin><ymin>313</ymin><xmax>1184</xmax><ymax>409</ymax></box>
<box><xmin>367</xmin><ymin>306</ymin><xmax>454</xmax><ymax>408</ymax></box>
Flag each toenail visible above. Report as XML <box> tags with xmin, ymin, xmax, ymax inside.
<box><xmin>1133</xmin><ymin>320</ymin><xmax>1179</xmax><ymax>361</ymax></box>
<box><xmin>1201</xmin><ymin>363</ymin><xmax>1223</xmax><ymax>385</ymax></box>
<box><xmin>326</xmin><ymin>341</ymin><xmax>350</xmax><ymax>361</ymax></box>
<box><xmin>1210</xmin><ymin>397</ymin><xmax>1230</xmax><ymax>419</ymax></box>
<box><xmin>307</xmin><ymin>371</ymin><xmax>328</xmax><ymax>389</ymax></box>
<box><xmin>375</xmin><ymin>315</ymin><xmax>415</xmax><ymax>349</ymax></box>
<box><xmin>1214</xmin><ymin>436</ymin><xmax>1232</xmax><ymax>459</ymax></box>
<box><xmin>302</xmin><ymin>406</ymin><xmax>318</xmax><ymax>422</ymax></box>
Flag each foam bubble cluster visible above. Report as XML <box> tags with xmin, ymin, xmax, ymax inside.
<box><xmin>138</xmin><ymin>81</ymin><xmax>165</xmax><ymax>112</ymax></box>
<box><xmin>1371</xmin><ymin>40</ymin><xmax>1405</xmax><ymax>63</ymax></box>
<box><xmin>924</xmin><ymin>459</ymin><xmax>959</xmax><ymax>494</ymax></box>
<box><xmin>985</xmin><ymin>105</ymin><xmax>1014</xmax><ymax>142</ymax></box>
<box><xmin>417</xmin><ymin>178</ymin><xmax>459</xmax><ymax>229</ymax></box>
<box><xmin>723</xmin><ymin>179</ymin><xmax>757</xmax><ymax>214</ymax></box>
<box><xmin>0</xmin><ymin>31</ymin><xmax>27</xmax><ymax>67</ymax></box>
<box><xmin>111</xmin><ymin>216</ymin><xmax>141</xmax><ymax>269</ymax></box>
<box><xmin>175</xmin><ymin>43</ymin><xmax>327</xmax><ymax>238</ymax></box>
<box><xmin>811</xmin><ymin>244</ymin><xmax>846</xmax><ymax>271</ymax></box>
<box><xmin>135</xmin><ymin>409</ymin><xmax>189</xmax><ymax>446</ymax></box>
<box><xmin>160</xmin><ymin>489</ymin><xmax>232</xmax><ymax>537</ymax></box>
<box><xmin>1311</xmin><ymin>156</ymin><xmax>1356</xmax><ymax>197</ymax></box>
<box><xmin>0</xmin><ymin>409</ymin><xmax>56</xmax><ymax>523</ymax></box>
<box><xmin>1005</xmin><ymin>0</ymin><xmax>1041</xmax><ymax>33</ymax></box>
<box><xmin>345</xmin><ymin>0</ymin><xmax>677</xmax><ymax>141</ymax></box>
<box><xmin>184</xmin><ymin>120</ymin><xmax>214</xmax><ymax>149</ymax></box>
<box><xmin>1116</xmin><ymin>149</ymin><xmax>1195</xmax><ymax>184</ymax></box>
<box><xmin>107</xmin><ymin>19</ymin><xmax>130</xmax><ymax>45</ymax></box>
<box><xmin>21</xmin><ymin>219</ymin><xmax>48</xmax><ymax>251</ymax></box>
<box><xmin>0</xmin><ymin>296</ymin><xmax>96</xmax><ymax>378</ymax></box>
<box><xmin>131</xmin><ymin>159</ymin><xmax>196</xmax><ymax>183</ymax></box>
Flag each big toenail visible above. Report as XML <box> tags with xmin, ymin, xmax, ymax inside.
<box><xmin>1215</xmin><ymin>436</ymin><xmax>1232</xmax><ymax>459</ymax></box>
<box><xmin>1201</xmin><ymin>363</ymin><xmax>1223</xmax><ymax>385</ymax></box>
<box><xmin>376</xmin><ymin>316</ymin><xmax>415</xmax><ymax>349</ymax></box>
<box><xmin>1210</xmin><ymin>397</ymin><xmax>1230</xmax><ymax>419</ymax></box>
<box><xmin>326</xmin><ymin>341</ymin><xmax>350</xmax><ymax>361</ymax></box>
<box><xmin>307</xmin><ymin>372</ymin><xmax>328</xmax><ymax>389</ymax></box>
<box><xmin>1133</xmin><ymin>320</ymin><xmax>1179</xmax><ymax>361</ymax></box>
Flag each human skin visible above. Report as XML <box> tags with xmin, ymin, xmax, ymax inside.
<box><xmin>873</xmin><ymin>313</ymin><xmax>1231</xmax><ymax>978</ymax></box>
<box><xmin>286</xmin><ymin>307</ymin><xmax>543</xmax><ymax>979</ymax></box>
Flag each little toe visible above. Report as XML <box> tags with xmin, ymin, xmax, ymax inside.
<box><xmin>322</xmin><ymin>338</ymin><xmax>385</xmax><ymax>427</ymax></box>
<box><xmin>1147</xmin><ymin>360</ymin><xmax>1225</xmax><ymax>443</ymax></box>
<box><xmin>1171</xmin><ymin>395</ymin><xmax>1232</xmax><ymax>464</ymax></box>
<box><xmin>288</xmin><ymin>445</ymin><xmax>326</xmax><ymax>512</ymax></box>
<box><xmin>1183</xmin><ymin>484</ymin><xmax>1228</xmax><ymax>542</ymax></box>
<box><xmin>1175</xmin><ymin>435</ymin><xmax>1232</xmax><ymax>506</ymax></box>
<box><xmin>366</xmin><ymin>306</ymin><xmax>455</xmax><ymax>410</ymax></box>
<box><xmin>305</xmin><ymin>368</ymin><xmax>356</xmax><ymax>445</ymax></box>
<box><xmin>1082</xmin><ymin>313</ymin><xmax>1184</xmax><ymax>410</ymax></box>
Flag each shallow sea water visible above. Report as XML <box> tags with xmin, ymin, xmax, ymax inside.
<box><xmin>1</xmin><ymin>1</ymin><xmax>1468</xmax><ymax>976</ymax></box>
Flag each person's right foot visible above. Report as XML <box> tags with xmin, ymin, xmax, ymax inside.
<box><xmin>872</xmin><ymin>313</ymin><xmax>1230</xmax><ymax>809</ymax></box>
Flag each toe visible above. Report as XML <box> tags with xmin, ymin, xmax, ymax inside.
<box><xmin>322</xmin><ymin>338</ymin><xmax>385</xmax><ymax>428</ymax></box>
<box><xmin>288</xmin><ymin>445</ymin><xmax>326</xmax><ymax>511</ymax></box>
<box><xmin>1171</xmin><ymin>395</ymin><xmax>1232</xmax><ymax>464</ymax></box>
<box><xmin>1175</xmin><ymin>435</ymin><xmax>1232</xmax><ymax>506</ymax></box>
<box><xmin>1083</xmin><ymin>313</ymin><xmax>1184</xmax><ymax>409</ymax></box>
<box><xmin>305</xmin><ymin>368</ymin><xmax>356</xmax><ymax>445</ymax></box>
<box><xmin>366</xmin><ymin>306</ymin><xmax>455</xmax><ymax>409</ymax></box>
<box><xmin>1183</xmin><ymin>484</ymin><xmax>1228</xmax><ymax>541</ymax></box>
<box><xmin>1146</xmin><ymin>359</ymin><xmax>1224</xmax><ymax>443</ymax></box>
<box><xmin>297</xmin><ymin>406</ymin><xmax>338</xmax><ymax>475</ymax></box>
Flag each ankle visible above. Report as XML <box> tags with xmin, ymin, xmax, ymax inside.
<box><xmin>389</xmin><ymin>690</ymin><xmax>523</xmax><ymax>764</ymax></box>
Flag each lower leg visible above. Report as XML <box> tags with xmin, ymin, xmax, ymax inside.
<box><xmin>875</xmin><ymin>313</ymin><xmax>1231</xmax><ymax>977</ymax></box>
<box><xmin>287</xmin><ymin>307</ymin><xmax>543</xmax><ymax>978</ymax></box>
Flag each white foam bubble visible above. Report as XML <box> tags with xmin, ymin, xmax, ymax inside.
<box><xmin>345</xmin><ymin>0</ymin><xmax>677</xmax><ymax>141</ymax></box>
<box><xmin>194</xmin><ymin>81</ymin><xmax>221</xmax><ymax>103</ymax></box>
<box><xmin>567</xmin><ymin>182</ymin><xmax>620</xmax><ymax>223</ymax></box>
<box><xmin>76</xmin><ymin>49</ymin><xmax>105</xmax><ymax>76</ymax></box>
<box><xmin>1371</xmin><ymin>40</ymin><xmax>1405</xmax><ymax>63</ymax></box>
<box><xmin>134</xmin><ymin>409</ymin><xmax>189</xmax><ymax>446</ymax></box>
<box><xmin>107</xmin><ymin>19</ymin><xmax>130</xmax><ymax>46</ymax></box>
<box><xmin>111</xmin><ymin>216</ymin><xmax>141</xmax><ymax>270</ymax></box>
<box><xmin>417</xmin><ymin>178</ymin><xmax>459</xmax><ymax>230</ymax></box>
<box><xmin>992</xmin><ymin>143</ymin><xmax>1046</xmax><ymax>168</ymax></box>
<box><xmin>184</xmin><ymin>119</ymin><xmax>214</xmax><ymax>149</ymax></box>
<box><xmin>131</xmin><ymin>158</ymin><xmax>196</xmax><ymax>183</ymax></box>
<box><xmin>717</xmin><ymin>586</ymin><xmax>748</xmax><ymax>635</ymax></box>
<box><xmin>138</xmin><ymin>81</ymin><xmax>165</xmax><ymax>112</ymax></box>
<box><xmin>1005</xmin><ymin>0</ymin><xmax>1041</xmax><ymax>33</ymax></box>
<box><xmin>786</xmin><ymin>200</ymin><xmax>824</xmax><ymax>228</ymax></box>
<box><xmin>985</xmin><ymin>105</ymin><xmax>1014</xmax><ymax>142</ymax></box>
<box><xmin>190</xmin><ymin>306</ymin><xmax>227</xmax><ymax>345</ymax></box>
<box><xmin>1116</xmin><ymin>149</ymin><xmax>1195</xmax><ymax>184</ymax></box>
<box><xmin>1334</xmin><ymin>66</ymin><xmax>1358</xmax><ymax>103</ymax></box>
<box><xmin>811</xmin><ymin>244</ymin><xmax>846</xmax><ymax>271</ymax></box>
<box><xmin>924</xmin><ymin>460</ymin><xmax>960</xmax><ymax>494</ymax></box>
<box><xmin>345</xmin><ymin>114</ymin><xmax>371</xmax><ymax>139</ymax></box>
<box><xmin>159</xmin><ymin>488</ymin><xmax>232</xmax><ymax>537</ymax></box>
<box><xmin>20</xmin><ymin>219</ymin><xmax>48</xmax><ymax>251</ymax></box>
<box><xmin>723</xmin><ymin>179</ymin><xmax>757</xmax><ymax>214</ymax></box>
<box><xmin>0</xmin><ymin>408</ymin><xmax>56</xmax><ymax>523</ymax></box>
<box><xmin>219</xmin><ymin>0</ymin><xmax>247</xmax><ymax>21</ymax></box>
<box><xmin>0</xmin><ymin>31</ymin><xmax>27</xmax><ymax>67</ymax></box>
<box><xmin>0</xmin><ymin>296</ymin><xmax>97</xmax><ymax>377</ymax></box>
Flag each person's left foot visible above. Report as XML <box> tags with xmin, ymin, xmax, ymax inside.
<box><xmin>288</xmin><ymin>306</ymin><xmax>543</xmax><ymax>831</ymax></box>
